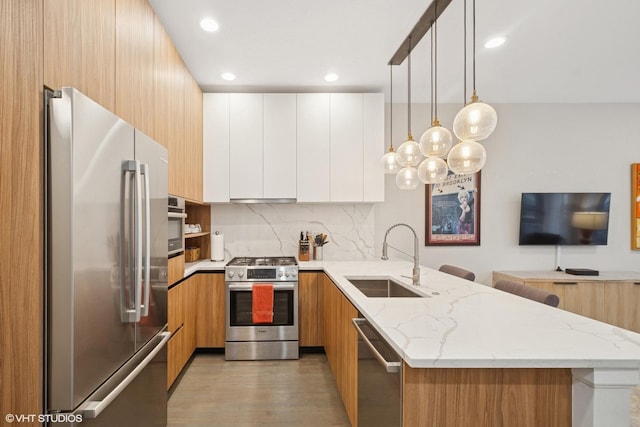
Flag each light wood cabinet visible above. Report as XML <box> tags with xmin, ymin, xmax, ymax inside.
<box><xmin>184</xmin><ymin>201</ymin><xmax>211</xmax><ymax>261</ymax></box>
<box><xmin>604</xmin><ymin>281</ymin><xmax>640</xmax><ymax>332</ymax></box>
<box><xmin>322</xmin><ymin>273</ymin><xmax>358</xmax><ymax>426</ymax></box>
<box><xmin>44</xmin><ymin>0</ymin><xmax>116</xmax><ymax>112</ymax></box>
<box><xmin>167</xmin><ymin>274</ymin><xmax>197</xmax><ymax>389</ymax></box>
<box><xmin>114</xmin><ymin>0</ymin><xmax>155</xmax><ymax>138</ymax></box>
<box><xmin>2</xmin><ymin>0</ymin><xmax>44</xmax><ymax>421</ymax></box>
<box><xmin>493</xmin><ymin>271</ymin><xmax>640</xmax><ymax>331</ymax></box>
<box><xmin>183</xmin><ymin>74</ymin><xmax>203</xmax><ymax>202</ymax></box>
<box><xmin>195</xmin><ymin>273</ymin><xmax>226</xmax><ymax>348</ymax></box>
<box><xmin>168</xmin><ymin>253</ymin><xmax>185</xmax><ymax>285</ymax></box>
<box><xmin>299</xmin><ymin>272</ymin><xmax>324</xmax><ymax>346</ymax></box>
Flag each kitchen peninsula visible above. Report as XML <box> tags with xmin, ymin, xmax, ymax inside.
<box><xmin>187</xmin><ymin>260</ymin><xmax>640</xmax><ymax>426</ymax></box>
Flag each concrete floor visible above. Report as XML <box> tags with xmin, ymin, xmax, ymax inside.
<box><xmin>169</xmin><ymin>352</ymin><xmax>640</xmax><ymax>426</ymax></box>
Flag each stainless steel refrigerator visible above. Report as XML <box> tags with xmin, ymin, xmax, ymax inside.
<box><xmin>46</xmin><ymin>87</ymin><xmax>169</xmax><ymax>426</ymax></box>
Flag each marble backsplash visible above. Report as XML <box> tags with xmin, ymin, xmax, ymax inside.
<box><xmin>210</xmin><ymin>203</ymin><xmax>376</xmax><ymax>261</ymax></box>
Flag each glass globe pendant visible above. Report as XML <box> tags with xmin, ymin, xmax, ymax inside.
<box><xmin>418</xmin><ymin>156</ymin><xmax>448</xmax><ymax>184</ymax></box>
<box><xmin>382</xmin><ymin>148</ymin><xmax>401</xmax><ymax>174</ymax></box>
<box><xmin>452</xmin><ymin>92</ymin><xmax>497</xmax><ymax>141</ymax></box>
<box><xmin>419</xmin><ymin>119</ymin><xmax>453</xmax><ymax>158</ymax></box>
<box><xmin>397</xmin><ymin>135</ymin><xmax>422</xmax><ymax>167</ymax></box>
<box><xmin>396</xmin><ymin>166</ymin><xmax>420</xmax><ymax>190</ymax></box>
<box><xmin>447</xmin><ymin>140</ymin><xmax>486</xmax><ymax>175</ymax></box>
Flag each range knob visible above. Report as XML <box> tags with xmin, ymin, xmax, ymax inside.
<box><xmin>228</xmin><ymin>271</ymin><xmax>235</xmax><ymax>278</ymax></box>
<box><xmin>291</xmin><ymin>270</ymin><xmax>297</xmax><ymax>278</ymax></box>
<box><xmin>285</xmin><ymin>271</ymin><xmax>291</xmax><ymax>278</ymax></box>
<box><xmin>238</xmin><ymin>271</ymin><xmax>245</xmax><ymax>278</ymax></box>
<box><xmin>278</xmin><ymin>271</ymin><xmax>284</xmax><ymax>278</ymax></box>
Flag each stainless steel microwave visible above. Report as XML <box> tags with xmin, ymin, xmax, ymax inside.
<box><xmin>168</xmin><ymin>195</ymin><xmax>186</xmax><ymax>256</ymax></box>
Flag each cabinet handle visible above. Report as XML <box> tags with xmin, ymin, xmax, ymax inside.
<box><xmin>553</xmin><ymin>281</ymin><xmax>577</xmax><ymax>285</ymax></box>
<box><xmin>634</xmin><ymin>282</ymin><xmax>640</xmax><ymax>286</ymax></box>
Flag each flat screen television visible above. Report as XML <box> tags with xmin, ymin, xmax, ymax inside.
<box><xmin>518</xmin><ymin>192</ymin><xmax>611</xmax><ymax>245</ymax></box>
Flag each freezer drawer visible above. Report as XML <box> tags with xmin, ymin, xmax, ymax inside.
<box><xmin>55</xmin><ymin>331</ymin><xmax>170</xmax><ymax>427</ymax></box>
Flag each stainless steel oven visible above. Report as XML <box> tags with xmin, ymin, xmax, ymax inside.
<box><xmin>168</xmin><ymin>195</ymin><xmax>186</xmax><ymax>256</ymax></box>
<box><xmin>225</xmin><ymin>257</ymin><xmax>299</xmax><ymax>360</ymax></box>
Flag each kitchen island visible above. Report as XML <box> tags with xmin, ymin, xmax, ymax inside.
<box><xmin>189</xmin><ymin>259</ymin><xmax>640</xmax><ymax>426</ymax></box>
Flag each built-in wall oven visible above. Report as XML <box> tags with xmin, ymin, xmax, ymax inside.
<box><xmin>225</xmin><ymin>256</ymin><xmax>299</xmax><ymax>360</ymax></box>
<box><xmin>168</xmin><ymin>195</ymin><xmax>186</xmax><ymax>256</ymax></box>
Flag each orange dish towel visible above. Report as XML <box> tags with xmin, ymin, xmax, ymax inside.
<box><xmin>252</xmin><ymin>283</ymin><xmax>274</xmax><ymax>324</ymax></box>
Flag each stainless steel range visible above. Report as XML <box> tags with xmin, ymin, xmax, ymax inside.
<box><xmin>225</xmin><ymin>256</ymin><xmax>299</xmax><ymax>360</ymax></box>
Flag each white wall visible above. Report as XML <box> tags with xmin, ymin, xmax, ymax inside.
<box><xmin>376</xmin><ymin>102</ymin><xmax>640</xmax><ymax>284</ymax></box>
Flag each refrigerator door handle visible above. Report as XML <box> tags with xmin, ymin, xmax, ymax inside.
<box><xmin>80</xmin><ymin>331</ymin><xmax>170</xmax><ymax>419</ymax></box>
<box><xmin>140</xmin><ymin>163</ymin><xmax>151</xmax><ymax>317</ymax></box>
<box><xmin>121</xmin><ymin>160</ymin><xmax>143</xmax><ymax>323</ymax></box>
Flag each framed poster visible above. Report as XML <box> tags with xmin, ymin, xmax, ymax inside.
<box><xmin>425</xmin><ymin>171</ymin><xmax>480</xmax><ymax>246</ymax></box>
<box><xmin>632</xmin><ymin>164</ymin><xmax>640</xmax><ymax>250</ymax></box>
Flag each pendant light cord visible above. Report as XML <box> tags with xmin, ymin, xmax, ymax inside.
<box><xmin>407</xmin><ymin>36</ymin><xmax>412</xmax><ymax>139</ymax></box>
<box><xmin>463</xmin><ymin>0</ymin><xmax>467</xmax><ymax>104</ymax></box>
<box><xmin>434</xmin><ymin>0</ymin><xmax>439</xmax><ymax>121</ymax></box>
<box><xmin>389</xmin><ymin>65</ymin><xmax>394</xmax><ymax>150</ymax></box>
<box><xmin>429</xmin><ymin>19</ymin><xmax>434</xmax><ymax>124</ymax></box>
<box><xmin>472</xmin><ymin>0</ymin><xmax>477</xmax><ymax>97</ymax></box>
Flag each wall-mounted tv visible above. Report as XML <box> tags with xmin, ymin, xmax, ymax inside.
<box><xmin>518</xmin><ymin>192</ymin><xmax>611</xmax><ymax>245</ymax></box>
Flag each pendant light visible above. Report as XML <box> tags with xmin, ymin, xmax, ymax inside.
<box><xmin>448</xmin><ymin>0</ymin><xmax>487</xmax><ymax>175</ymax></box>
<box><xmin>452</xmin><ymin>0</ymin><xmax>497</xmax><ymax>142</ymax></box>
<box><xmin>418</xmin><ymin>4</ymin><xmax>451</xmax><ymax>185</ymax></box>
<box><xmin>381</xmin><ymin>65</ymin><xmax>401</xmax><ymax>174</ymax></box>
<box><xmin>419</xmin><ymin>3</ymin><xmax>453</xmax><ymax>159</ymax></box>
<box><xmin>395</xmin><ymin>37</ymin><xmax>421</xmax><ymax>190</ymax></box>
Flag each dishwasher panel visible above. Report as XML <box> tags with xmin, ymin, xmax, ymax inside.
<box><xmin>353</xmin><ymin>318</ymin><xmax>402</xmax><ymax>427</ymax></box>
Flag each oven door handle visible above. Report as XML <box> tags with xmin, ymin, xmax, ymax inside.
<box><xmin>168</xmin><ymin>212</ymin><xmax>187</xmax><ymax>219</ymax></box>
<box><xmin>228</xmin><ymin>283</ymin><xmax>296</xmax><ymax>291</ymax></box>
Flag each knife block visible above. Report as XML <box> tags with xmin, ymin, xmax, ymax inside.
<box><xmin>298</xmin><ymin>240</ymin><xmax>310</xmax><ymax>261</ymax></box>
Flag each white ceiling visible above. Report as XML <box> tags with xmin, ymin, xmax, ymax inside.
<box><xmin>149</xmin><ymin>0</ymin><xmax>640</xmax><ymax>104</ymax></box>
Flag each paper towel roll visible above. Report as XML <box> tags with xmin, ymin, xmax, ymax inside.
<box><xmin>211</xmin><ymin>232</ymin><xmax>224</xmax><ymax>261</ymax></box>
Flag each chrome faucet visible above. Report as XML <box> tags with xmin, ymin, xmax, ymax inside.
<box><xmin>381</xmin><ymin>223</ymin><xmax>420</xmax><ymax>286</ymax></box>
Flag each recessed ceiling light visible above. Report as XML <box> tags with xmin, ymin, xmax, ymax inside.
<box><xmin>324</xmin><ymin>73</ymin><xmax>339</xmax><ymax>82</ymax></box>
<box><xmin>484</xmin><ymin>37</ymin><xmax>506</xmax><ymax>49</ymax></box>
<box><xmin>200</xmin><ymin>18</ymin><xmax>219</xmax><ymax>32</ymax></box>
<box><xmin>221</xmin><ymin>72</ymin><xmax>236</xmax><ymax>81</ymax></box>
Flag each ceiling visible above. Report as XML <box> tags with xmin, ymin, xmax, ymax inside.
<box><xmin>149</xmin><ymin>0</ymin><xmax>640</xmax><ymax>104</ymax></box>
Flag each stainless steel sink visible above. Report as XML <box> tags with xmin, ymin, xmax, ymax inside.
<box><xmin>347</xmin><ymin>278</ymin><xmax>423</xmax><ymax>298</ymax></box>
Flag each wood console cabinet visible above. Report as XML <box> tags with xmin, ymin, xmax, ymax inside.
<box><xmin>493</xmin><ymin>271</ymin><xmax>640</xmax><ymax>332</ymax></box>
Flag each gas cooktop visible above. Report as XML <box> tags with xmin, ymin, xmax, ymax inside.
<box><xmin>226</xmin><ymin>256</ymin><xmax>298</xmax><ymax>267</ymax></box>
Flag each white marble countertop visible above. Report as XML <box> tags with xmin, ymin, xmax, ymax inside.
<box><xmin>185</xmin><ymin>258</ymin><xmax>640</xmax><ymax>369</ymax></box>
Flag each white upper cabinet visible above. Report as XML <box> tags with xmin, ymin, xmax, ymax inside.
<box><xmin>363</xmin><ymin>93</ymin><xmax>384</xmax><ymax>202</ymax></box>
<box><xmin>203</xmin><ymin>92</ymin><xmax>384</xmax><ymax>203</ymax></box>
<box><xmin>202</xmin><ymin>93</ymin><xmax>230</xmax><ymax>203</ymax></box>
<box><xmin>330</xmin><ymin>94</ymin><xmax>364</xmax><ymax>202</ymax></box>
<box><xmin>263</xmin><ymin>94</ymin><xmax>297</xmax><ymax>199</ymax></box>
<box><xmin>229</xmin><ymin>93</ymin><xmax>264</xmax><ymax>199</ymax></box>
<box><xmin>297</xmin><ymin>93</ymin><xmax>331</xmax><ymax>202</ymax></box>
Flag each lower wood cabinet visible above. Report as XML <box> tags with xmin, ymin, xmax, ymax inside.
<box><xmin>168</xmin><ymin>272</ymin><xmax>226</xmax><ymax>388</ymax></box>
<box><xmin>321</xmin><ymin>273</ymin><xmax>358</xmax><ymax>426</ymax></box>
<box><xmin>299</xmin><ymin>272</ymin><xmax>323</xmax><ymax>346</ymax></box>
<box><xmin>195</xmin><ymin>273</ymin><xmax>226</xmax><ymax>348</ymax></box>
<box><xmin>493</xmin><ymin>271</ymin><xmax>640</xmax><ymax>332</ymax></box>
<box><xmin>167</xmin><ymin>274</ymin><xmax>196</xmax><ymax>389</ymax></box>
